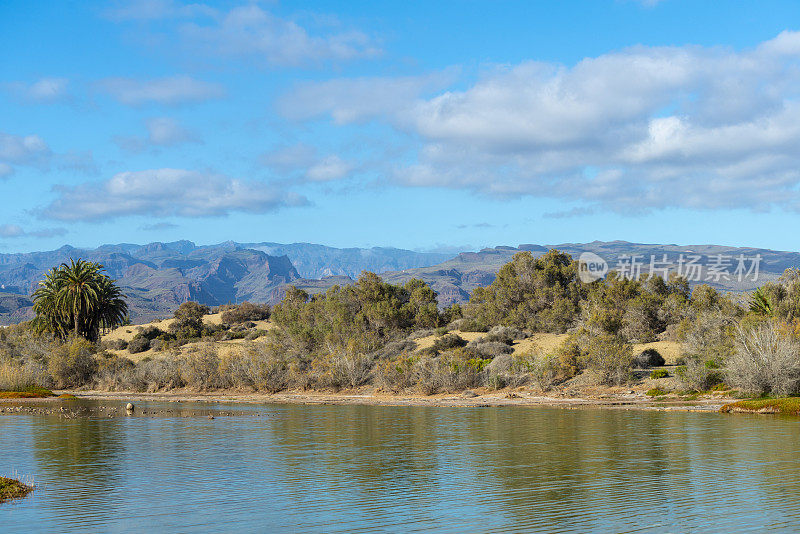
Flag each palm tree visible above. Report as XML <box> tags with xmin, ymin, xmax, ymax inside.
<box><xmin>749</xmin><ymin>287</ymin><xmax>774</xmax><ymax>317</ymax></box>
<box><xmin>32</xmin><ymin>267</ymin><xmax>70</xmax><ymax>339</ymax></box>
<box><xmin>32</xmin><ymin>259</ymin><xmax>128</xmax><ymax>341</ymax></box>
<box><xmin>90</xmin><ymin>275</ymin><xmax>128</xmax><ymax>339</ymax></box>
<box><xmin>56</xmin><ymin>259</ymin><xmax>102</xmax><ymax>337</ymax></box>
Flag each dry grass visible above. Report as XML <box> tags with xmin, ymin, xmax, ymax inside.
<box><xmin>512</xmin><ymin>333</ymin><xmax>569</xmax><ymax>355</ymax></box>
<box><xmin>0</xmin><ymin>388</ymin><xmax>54</xmax><ymax>399</ymax></box>
<box><xmin>0</xmin><ymin>475</ymin><xmax>33</xmax><ymax>503</ymax></box>
<box><xmin>413</xmin><ymin>331</ymin><xmax>569</xmax><ymax>355</ymax></box>
<box><xmin>632</xmin><ymin>341</ymin><xmax>682</xmax><ymax>365</ymax></box>
<box><xmin>101</xmin><ymin>313</ymin><xmax>274</xmax><ymax>361</ymax></box>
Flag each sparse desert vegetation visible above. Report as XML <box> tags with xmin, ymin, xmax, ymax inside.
<box><xmin>4</xmin><ymin>250</ymin><xmax>800</xmax><ymax>406</ymax></box>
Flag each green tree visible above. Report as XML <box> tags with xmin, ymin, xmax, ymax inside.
<box><xmin>465</xmin><ymin>250</ymin><xmax>586</xmax><ymax>332</ymax></box>
<box><xmin>32</xmin><ymin>259</ymin><xmax>128</xmax><ymax>341</ymax></box>
<box><xmin>170</xmin><ymin>301</ymin><xmax>211</xmax><ymax>338</ymax></box>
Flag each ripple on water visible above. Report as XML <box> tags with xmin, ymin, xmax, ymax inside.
<box><xmin>1</xmin><ymin>402</ymin><xmax>800</xmax><ymax>533</ymax></box>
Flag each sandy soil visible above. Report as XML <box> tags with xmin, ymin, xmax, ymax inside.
<box><xmin>57</xmin><ymin>388</ymin><xmax>730</xmax><ymax>413</ymax></box>
<box><xmin>101</xmin><ymin>313</ymin><xmax>274</xmax><ymax>361</ymax></box>
<box><xmin>409</xmin><ymin>331</ymin><xmax>682</xmax><ymax>362</ymax></box>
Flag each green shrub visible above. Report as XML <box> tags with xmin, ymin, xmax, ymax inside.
<box><xmin>483</xmin><ymin>325</ymin><xmax>527</xmax><ymax>345</ymax></box>
<box><xmin>650</xmin><ymin>369</ymin><xmax>670</xmax><ymax>379</ymax></box>
<box><xmin>555</xmin><ymin>337</ymin><xmax>584</xmax><ymax>378</ymax></box>
<box><xmin>451</xmin><ymin>318</ymin><xmax>489</xmax><ymax>332</ymax></box>
<box><xmin>470</xmin><ymin>341</ymin><xmax>514</xmax><ymax>359</ymax></box>
<box><xmin>646</xmin><ymin>387</ymin><xmax>667</xmax><ymax>397</ymax></box>
<box><xmin>583</xmin><ymin>334</ymin><xmax>634</xmax><ymax>386</ymax></box>
<box><xmin>634</xmin><ymin>348</ymin><xmax>665</xmax><ymax>368</ymax></box>
<box><xmin>103</xmin><ymin>339</ymin><xmax>129</xmax><ymax>351</ymax></box>
<box><xmin>430</xmin><ymin>333</ymin><xmax>468</xmax><ymax>354</ymax></box>
<box><xmin>376</xmin><ymin>353</ymin><xmax>420</xmax><ymax>392</ymax></box>
<box><xmin>127</xmin><ymin>335</ymin><xmax>151</xmax><ymax>354</ymax></box>
<box><xmin>220</xmin><ymin>302</ymin><xmax>270</xmax><ymax>324</ymax></box>
<box><xmin>675</xmin><ymin>355</ymin><xmax>723</xmax><ymax>391</ymax></box>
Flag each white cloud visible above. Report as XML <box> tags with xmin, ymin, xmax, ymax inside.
<box><xmin>107</xmin><ymin>2</ymin><xmax>378</xmax><ymax>67</ymax></box>
<box><xmin>284</xmin><ymin>32</ymin><xmax>800</xmax><ymax>213</ymax></box>
<box><xmin>146</xmin><ymin>117</ymin><xmax>198</xmax><ymax>145</ymax></box>
<box><xmin>305</xmin><ymin>155</ymin><xmax>354</xmax><ymax>182</ymax></box>
<box><xmin>114</xmin><ymin>117</ymin><xmax>199</xmax><ymax>152</ymax></box>
<box><xmin>279</xmin><ymin>70</ymin><xmax>458</xmax><ymax>123</ymax></box>
<box><xmin>260</xmin><ymin>144</ymin><xmax>318</xmax><ymax>173</ymax></box>
<box><xmin>97</xmin><ymin>75</ymin><xmax>224</xmax><ymax>106</ymax></box>
<box><xmin>4</xmin><ymin>78</ymin><xmax>69</xmax><ymax>103</ymax></box>
<box><xmin>0</xmin><ymin>132</ymin><xmax>51</xmax><ymax>171</ymax></box>
<box><xmin>41</xmin><ymin>168</ymin><xmax>307</xmax><ymax>221</ymax></box>
<box><xmin>0</xmin><ymin>224</ymin><xmax>67</xmax><ymax>239</ymax></box>
<box><xmin>260</xmin><ymin>144</ymin><xmax>355</xmax><ymax>182</ymax></box>
<box><xmin>177</xmin><ymin>5</ymin><xmax>379</xmax><ymax>66</ymax></box>
<box><xmin>0</xmin><ymin>225</ymin><xmax>24</xmax><ymax>238</ymax></box>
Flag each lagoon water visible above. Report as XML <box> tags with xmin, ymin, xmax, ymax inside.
<box><xmin>2</xmin><ymin>401</ymin><xmax>800</xmax><ymax>533</ymax></box>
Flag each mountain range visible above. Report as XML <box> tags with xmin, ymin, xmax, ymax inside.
<box><xmin>0</xmin><ymin>240</ymin><xmax>796</xmax><ymax>325</ymax></box>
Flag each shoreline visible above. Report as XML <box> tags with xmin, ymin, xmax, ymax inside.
<box><xmin>46</xmin><ymin>389</ymin><xmax>731</xmax><ymax>413</ymax></box>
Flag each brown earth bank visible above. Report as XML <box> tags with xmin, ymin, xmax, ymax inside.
<box><xmin>50</xmin><ymin>387</ymin><xmax>731</xmax><ymax>412</ymax></box>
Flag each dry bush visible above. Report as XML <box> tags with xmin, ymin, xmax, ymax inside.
<box><xmin>375</xmin><ymin>353</ymin><xmax>420</xmax><ymax>392</ymax></box>
<box><xmin>102</xmin><ymin>339</ymin><xmax>128</xmax><ymax>351</ymax></box>
<box><xmin>219</xmin><ymin>343</ymin><xmax>298</xmax><ymax>393</ymax></box>
<box><xmin>554</xmin><ymin>337</ymin><xmax>584</xmax><ymax>378</ymax></box>
<box><xmin>94</xmin><ymin>354</ymin><xmax>135</xmax><ymax>390</ymax></box>
<box><xmin>0</xmin><ymin>360</ymin><xmax>51</xmax><ymax>391</ymax></box>
<box><xmin>633</xmin><ymin>348</ymin><xmax>665</xmax><ymax>368</ymax></box>
<box><xmin>448</xmin><ymin>318</ymin><xmax>489</xmax><ymax>332</ymax></box>
<box><xmin>482</xmin><ymin>325</ymin><xmax>527</xmax><ymax>344</ymax></box>
<box><xmin>524</xmin><ymin>352</ymin><xmax>560</xmax><ymax>391</ymax></box>
<box><xmin>128</xmin><ymin>357</ymin><xmax>186</xmax><ymax>391</ymax></box>
<box><xmin>0</xmin><ymin>326</ymin><xmax>59</xmax><ymax>366</ymax></box>
<box><xmin>48</xmin><ymin>338</ymin><xmax>98</xmax><ymax>389</ymax></box>
<box><xmin>373</xmin><ymin>340</ymin><xmax>418</xmax><ymax>359</ymax></box>
<box><xmin>583</xmin><ymin>334</ymin><xmax>634</xmax><ymax>386</ymax></box>
<box><xmin>427</xmin><ymin>333</ymin><xmax>467</xmax><ymax>355</ymax></box>
<box><xmin>310</xmin><ymin>352</ymin><xmax>373</xmax><ymax>390</ymax></box>
<box><xmin>485</xmin><ymin>350</ymin><xmax>559</xmax><ymax>391</ymax></box>
<box><xmin>413</xmin><ymin>349</ymin><xmax>488</xmax><ymax>394</ymax></box>
<box><xmin>182</xmin><ymin>344</ymin><xmax>223</xmax><ymax>390</ymax></box>
<box><xmin>676</xmin><ymin>356</ymin><xmax>723</xmax><ymax>391</ymax></box>
<box><xmin>469</xmin><ymin>341</ymin><xmax>514</xmax><ymax>359</ymax></box>
<box><xmin>220</xmin><ymin>302</ymin><xmax>270</xmax><ymax>324</ymax></box>
<box><xmin>682</xmin><ymin>310</ymin><xmax>736</xmax><ymax>363</ymax></box>
<box><xmin>726</xmin><ymin>323</ymin><xmax>800</xmax><ymax>396</ymax></box>
<box><xmin>127</xmin><ymin>335</ymin><xmax>150</xmax><ymax>354</ymax></box>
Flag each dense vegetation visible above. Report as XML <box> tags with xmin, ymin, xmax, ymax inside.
<box><xmin>4</xmin><ymin>250</ymin><xmax>800</xmax><ymax>398</ymax></box>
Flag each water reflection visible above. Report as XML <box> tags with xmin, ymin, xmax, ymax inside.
<box><xmin>1</xmin><ymin>402</ymin><xmax>800</xmax><ymax>533</ymax></box>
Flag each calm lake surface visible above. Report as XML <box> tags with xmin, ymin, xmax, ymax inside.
<box><xmin>1</xmin><ymin>401</ymin><xmax>800</xmax><ymax>533</ymax></box>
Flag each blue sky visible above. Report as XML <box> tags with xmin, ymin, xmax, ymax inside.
<box><xmin>3</xmin><ymin>0</ymin><xmax>800</xmax><ymax>254</ymax></box>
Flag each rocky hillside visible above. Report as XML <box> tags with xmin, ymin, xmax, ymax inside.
<box><xmin>0</xmin><ymin>241</ymin><xmax>450</xmax><ymax>324</ymax></box>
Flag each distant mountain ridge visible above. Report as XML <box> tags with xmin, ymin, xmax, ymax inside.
<box><xmin>1</xmin><ymin>239</ymin><xmax>797</xmax><ymax>325</ymax></box>
<box><xmin>0</xmin><ymin>241</ymin><xmax>451</xmax><ymax>324</ymax></box>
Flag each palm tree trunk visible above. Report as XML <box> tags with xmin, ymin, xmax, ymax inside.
<box><xmin>74</xmin><ymin>310</ymin><xmax>80</xmax><ymax>337</ymax></box>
